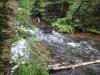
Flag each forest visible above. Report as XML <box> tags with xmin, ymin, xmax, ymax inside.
<box><xmin>0</xmin><ymin>0</ymin><xmax>100</xmax><ymax>75</ymax></box>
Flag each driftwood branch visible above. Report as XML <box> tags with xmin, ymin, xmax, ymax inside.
<box><xmin>48</xmin><ymin>59</ymin><xmax>100</xmax><ymax>71</ymax></box>
<box><xmin>10</xmin><ymin>62</ymin><xmax>25</xmax><ymax>75</ymax></box>
<box><xmin>10</xmin><ymin>59</ymin><xmax>100</xmax><ymax>74</ymax></box>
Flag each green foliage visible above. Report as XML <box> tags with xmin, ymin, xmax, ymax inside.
<box><xmin>19</xmin><ymin>0</ymin><xmax>33</xmax><ymax>11</ymax></box>
<box><xmin>18</xmin><ymin>8</ymin><xmax>31</xmax><ymax>21</ymax></box>
<box><xmin>33</xmin><ymin>64</ymin><xmax>49</xmax><ymax>75</ymax></box>
<box><xmin>31</xmin><ymin>0</ymin><xmax>47</xmax><ymax>16</ymax></box>
<box><xmin>15</xmin><ymin>64</ymin><xmax>33</xmax><ymax>75</ymax></box>
<box><xmin>53</xmin><ymin>18</ymin><xmax>74</xmax><ymax>33</ymax></box>
<box><xmin>13</xmin><ymin>0</ymin><xmax>35</xmax><ymax>42</ymax></box>
<box><xmin>17</xmin><ymin>0</ymin><xmax>35</xmax><ymax>30</ymax></box>
<box><xmin>67</xmin><ymin>0</ymin><xmax>80</xmax><ymax>19</ymax></box>
<box><xmin>50</xmin><ymin>0</ymin><xmax>82</xmax><ymax>33</ymax></box>
<box><xmin>14</xmin><ymin>0</ymin><xmax>50</xmax><ymax>75</ymax></box>
<box><xmin>12</xmin><ymin>35</ymin><xmax>21</xmax><ymax>43</ymax></box>
<box><xmin>18</xmin><ymin>26</ymin><xmax>27</xmax><ymax>35</ymax></box>
<box><xmin>14</xmin><ymin>37</ymin><xmax>50</xmax><ymax>75</ymax></box>
<box><xmin>51</xmin><ymin>0</ymin><xmax>100</xmax><ymax>33</ymax></box>
<box><xmin>18</xmin><ymin>0</ymin><xmax>33</xmax><ymax>24</ymax></box>
<box><xmin>29</xmin><ymin>0</ymin><xmax>100</xmax><ymax>33</ymax></box>
<box><xmin>15</xmin><ymin>64</ymin><xmax>49</xmax><ymax>75</ymax></box>
<box><xmin>12</xmin><ymin>26</ymin><xmax>27</xmax><ymax>42</ymax></box>
<box><xmin>69</xmin><ymin>0</ymin><xmax>100</xmax><ymax>32</ymax></box>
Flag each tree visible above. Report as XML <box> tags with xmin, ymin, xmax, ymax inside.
<box><xmin>0</xmin><ymin>0</ymin><xmax>18</xmax><ymax>75</ymax></box>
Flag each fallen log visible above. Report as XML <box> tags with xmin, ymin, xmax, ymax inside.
<box><xmin>48</xmin><ymin>59</ymin><xmax>100</xmax><ymax>71</ymax></box>
<box><xmin>86</xmin><ymin>28</ymin><xmax>100</xmax><ymax>34</ymax></box>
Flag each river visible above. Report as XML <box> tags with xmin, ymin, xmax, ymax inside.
<box><xmin>11</xmin><ymin>28</ymin><xmax>100</xmax><ymax>75</ymax></box>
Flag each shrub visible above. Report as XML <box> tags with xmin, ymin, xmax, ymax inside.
<box><xmin>52</xmin><ymin>18</ymin><xmax>74</xmax><ymax>33</ymax></box>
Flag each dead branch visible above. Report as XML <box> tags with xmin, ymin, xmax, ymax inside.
<box><xmin>48</xmin><ymin>59</ymin><xmax>100</xmax><ymax>71</ymax></box>
<box><xmin>10</xmin><ymin>62</ymin><xmax>25</xmax><ymax>75</ymax></box>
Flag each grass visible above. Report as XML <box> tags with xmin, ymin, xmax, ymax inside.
<box><xmin>13</xmin><ymin>37</ymin><xmax>50</xmax><ymax>75</ymax></box>
<box><xmin>15</xmin><ymin>64</ymin><xmax>49</xmax><ymax>75</ymax></box>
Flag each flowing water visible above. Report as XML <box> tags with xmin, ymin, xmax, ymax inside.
<box><xmin>11</xmin><ymin>28</ymin><xmax>100</xmax><ymax>75</ymax></box>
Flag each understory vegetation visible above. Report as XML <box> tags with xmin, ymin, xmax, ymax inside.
<box><xmin>31</xmin><ymin>0</ymin><xmax>100</xmax><ymax>34</ymax></box>
<box><xmin>12</xmin><ymin>0</ymin><xmax>50</xmax><ymax>75</ymax></box>
<box><xmin>12</xmin><ymin>0</ymin><xmax>100</xmax><ymax>75</ymax></box>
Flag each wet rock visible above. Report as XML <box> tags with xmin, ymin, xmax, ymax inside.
<box><xmin>12</xmin><ymin>28</ymin><xmax>100</xmax><ymax>75</ymax></box>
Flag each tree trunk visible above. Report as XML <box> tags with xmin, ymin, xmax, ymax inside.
<box><xmin>0</xmin><ymin>0</ymin><xmax>18</xmax><ymax>75</ymax></box>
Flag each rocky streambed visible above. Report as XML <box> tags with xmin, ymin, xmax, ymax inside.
<box><xmin>11</xmin><ymin>28</ymin><xmax>100</xmax><ymax>75</ymax></box>
<box><xmin>35</xmin><ymin>29</ymin><xmax>100</xmax><ymax>75</ymax></box>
